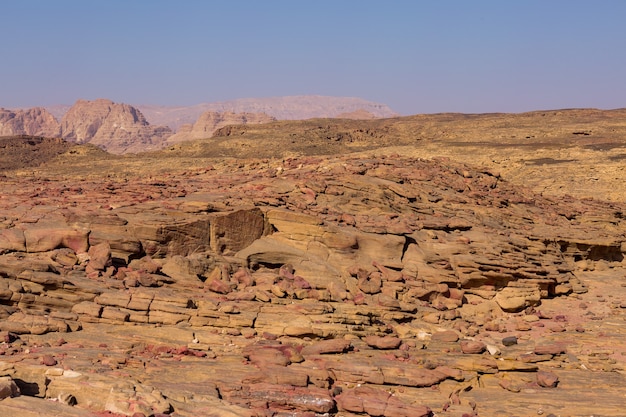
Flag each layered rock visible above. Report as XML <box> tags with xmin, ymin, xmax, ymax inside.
<box><xmin>0</xmin><ymin>107</ymin><xmax>60</xmax><ymax>137</ymax></box>
<box><xmin>59</xmin><ymin>99</ymin><xmax>172</xmax><ymax>154</ymax></box>
<box><xmin>0</xmin><ymin>153</ymin><xmax>624</xmax><ymax>416</ymax></box>
<box><xmin>166</xmin><ymin>111</ymin><xmax>276</xmax><ymax>145</ymax></box>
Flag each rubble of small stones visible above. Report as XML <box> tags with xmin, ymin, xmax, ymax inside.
<box><xmin>0</xmin><ymin>153</ymin><xmax>625</xmax><ymax>416</ymax></box>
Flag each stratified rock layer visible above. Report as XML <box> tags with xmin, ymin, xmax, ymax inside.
<box><xmin>0</xmin><ymin>153</ymin><xmax>624</xmax><ymax>416</ymax></box>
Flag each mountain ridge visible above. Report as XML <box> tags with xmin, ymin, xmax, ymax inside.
<box><xmin>38</xmin><ymin>95</ymin><xmax>397</xmax><ymax>130</ymax></box>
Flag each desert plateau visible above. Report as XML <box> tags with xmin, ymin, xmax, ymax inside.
<box><xmin>0</xmin><ymin>101</ymin><xmax>625</xmax><ymax>417</ymax></box>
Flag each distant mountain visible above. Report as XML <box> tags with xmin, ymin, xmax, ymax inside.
<box><xmin>166</xmin><ymin>111</ymin><xmax>276</xmax><ymax>145</ymax></box>
<box><xmin>136</xmin><ymin>96</ymin><xmax>397</xmax><ymax>131</ymax></box>
<box><xmin>0</xmin><ymin>96</ymin><xmax>397</xmax><ymax>154</ymax></box>
<box><xmin>0</xmin><ymin>107</ymin><xmax>60</xmax><ymax>137</ymax></box>
<box><xmin>59</xmin><ymin>99</ymin><xmax>173</xmax><ymax>154</ymax></box>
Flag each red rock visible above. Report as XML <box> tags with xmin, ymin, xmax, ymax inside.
<box><xmin>372</xmin><ymin>261</ymin><xmax>403</xmax><ymax>282</ymax></box>
<box><xmin>41</xmin><ymin>354</ymin><xmax>57</xmax><ymax>366</ymax></box>
<box><xmin>382</xmin><ymin>365</ymin><xmax>449</xmax><ymax>387</ymax></box>
<box><xmin>301</xmin><ymin>339</ymin><xmax>351</xmax><ymax>355</ymax></box>
<box><xmin>534</xmin><ymin>343</ymin><xmax>566</xmax><ymax>356</ymax></box>
<box><xmin>336</xmin><ymin>386</ymin><xmax>431</xmax><ymax>417</ymax></box>
<box><xmin>232</xmin><ymin>268</ymin><xmax>255</xmax><ymax>288</ymax></box>
<box><xmin>293</xmin><ymin>275</ymin><xmax>312</xmax><ymax>289</ymax></box>
<box><xmin>432</xmin><ymin>330</ymin><xmax>459</xmax><ymax>342</ymax></box>
<box><xmin>23</xmin><ymin>227</ymin><xmax>89</xmax><ymax>253</ymax></box>
<box><xmin>364</xmin><ymin>335</ymin><xmax>402</xmax><ymax>350</ymax></box>
<box><xmin>206</xmin><ymin>278</ymin><xmax>233</xmax><ymax>294</ymax></box>
<box><xmin>88</xmin><ymin>242</ymin><xmax>112</xmax><ymax>271</ymax></box>
<box><xmin>460</xmin><ymin>340</ymin><xmax>487</xmax><ymax>354</ymax></box>
<box><xmin>358</xmin><ymin>272</ymin><xmax>382</xmax><ymax>294</ymax></box>
<box><xmin>243</xmin><ymin>346</ymin><xmax>291</xmax><ymax>367</ymax></box>
<box><xmin>537</xmin><ymin>370</ymin><xmax>559</xmax><ymax>388</ymax></box>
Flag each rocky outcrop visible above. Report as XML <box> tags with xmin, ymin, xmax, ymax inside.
<box><xmin>59</xmin><ymin>99</ymin><xmax>172</xmax><ymax>154</ymax></box>
<box><xmin>166</xmin><ymin>111</ymin><xmax>276</xmax><ymax>145</ymax></box>
<box><xmin>0</xmin><ymin>151</ymin><xmax>624</xmax><ymax>416</ymax></box>
<box><xmin>0</xmin><ymin>108</ymin><xmax>60</xmax><ymax>137</ymax></box>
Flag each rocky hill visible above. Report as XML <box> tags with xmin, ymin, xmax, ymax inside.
<box><xmin>137</xmin><ymin>95</ymin><xmax>398</xmax><ymax>130</ymax></box>
<box><xmin>165</xmin><ymin>111</ymin><xmax>276</xmax><ymax>145</ymax></box>
<box><xmin>0</xmin><ymin>107</ymin><xmax>60</xmax><ymax>137</ymax></box>
<box><xmin>59</xmin><ymin>99</ymin><xmax>173</xmax><ymax>154</ymax></box>
<box><xmin>0</xmin><ymin>136</ymin><xmax>73</xmax><ymax>171</ymax></box>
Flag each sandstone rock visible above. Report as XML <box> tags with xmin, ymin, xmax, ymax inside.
<box><xmin>242</xmin><ymin>383</ymin><xmax>335</xmax><ymax>413</ymax></box>
<box><xmin>104</xmin><ymin>382</ymin><xmax>172</xmax><ymax>416</ymax></box>
<box><xmin>381</xmin><ymin>365</ymin><xmax>449</xmax><ymax>387</ymax></box>
<box><xmin>0</xmin><ymin>128</ymin><xmax>626</xmax><ymax>417</ymax></box>
<box><xmin>87</xmin><ymin>241</ymin><xmax>111</xmax><ymax>271</ymax></box>
<box><xmin>358</xmin><ymin>272</ymin><xmax>383</xmax><ymax>294</ymax></box>
<box><xmin>534</xmin><ymin>343</ymin><xmax>567</xmax><ymax>356</ymax></box>
<box><xmin>0</xmin><ymin>229</ymin><xmax>26</xmax><ymax>252</ymax></box>
<box><xmin>23</xmin><ymin>227</ymin><xmax>89</xmax><ymax>253</ymax></box>
<box><xmin>40</xmin><ymin>355</ymin><xmax>57</xmax><ymax>366</ymax></box>
<box><xmin>0</xmin><ymin>376</ymin><xmax>19</xmax><ymax>399</ymax></box>
<box><xmin>364</xmin><ymin>335</ymin><xmax>402</xmax><ymax>349</ymax></box>
<box><xmin>494</xmin><ymin>287</ymin><xmax>541</xmax><ymax>312</ymax></box>
<box><xmin>460</xmin><ymin>340</ymin><xmax>487</xmax><ymax>354</ymax></box>
<box><xmin>71</xmin><ymin>301</ymin><xmax>103</xmax><ymax>318</ymax></box>
<box><xmin>301</xmin><ymin>338</ymin><xmax>352</xmax><ymax>355</ymax></box>
<box><xmin>431</xmin><ymin>330</ymin><xmax>460</xmax><ymax>342</ymax></box>
<box><xmin>210</xmin><ymin>208</ymin><xmax>265</xmax><ymax>255</ymax></box>
<box><xmin>336</xmin><ymin>385</ymin><xmax>431</xmax><ymax>417</ymax></box>
<box><xmin>536</xmin><ymin>370</ymin><xmax>559</xmax><ymax>388</ymax></box>
<box><xmin>243</xmin><ymin>367</ymin><xmax>308</xmax><ymax>387</ymax></box>
<box><xmin>0</xmin><ymin>361</ymin><xmax>16</xmax><ymax>377</ymax></box>
<box><xmin>0</xmin><ymin>313</ymin><xmax>69</xmax><ymax>335</ymax></box>
<box><xmin>160</xmin><ymin>255</ymin><xmax>206</xmax><ymax>285</ymax></box>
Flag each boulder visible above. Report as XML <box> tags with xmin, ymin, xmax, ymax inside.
<box><xmin>0</xmin><ymin>376</ymin><xmax>19</xmax><ymax>399</ymax></box>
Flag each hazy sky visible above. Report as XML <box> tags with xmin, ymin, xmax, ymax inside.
<box><xmin>2</xmin><ymin>0</ymin><xmax>625</xmax><ymax>115</ymax></box>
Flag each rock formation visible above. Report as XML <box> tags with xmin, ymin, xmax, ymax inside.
<box><xmin>59</xmin><ymin>99</ymin><xmax>173</xmax><ymax>154</ymax></box>
<box><xmin>0</xmin><ymin>141</ymin><xmax>624</xmax><ymax>416</ymax></box>
<box><xmin>165</xmin><ymin>111</ymin><xmax>276</xmax><ymax>145</ymax></box>
<box><xmin>0</xmin><ymin>107</ymin><xmax>60</xmax><ymax>137</ymax></box>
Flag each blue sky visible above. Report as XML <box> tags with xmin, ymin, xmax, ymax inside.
<box><xmin>2</xmin><ymin>0</ymin><xmax>625</xmax><ymax>115</ymax></box>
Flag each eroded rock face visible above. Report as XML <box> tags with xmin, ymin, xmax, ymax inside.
<box><xmin>0</xmin><ymin>153</ymin><xmax>624</xmax><ymax>416</ymax></box>
<box><xmin>59</xmin><ymin>99</ymin><xmax>173</xmax><ymax>154</ymax></box>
